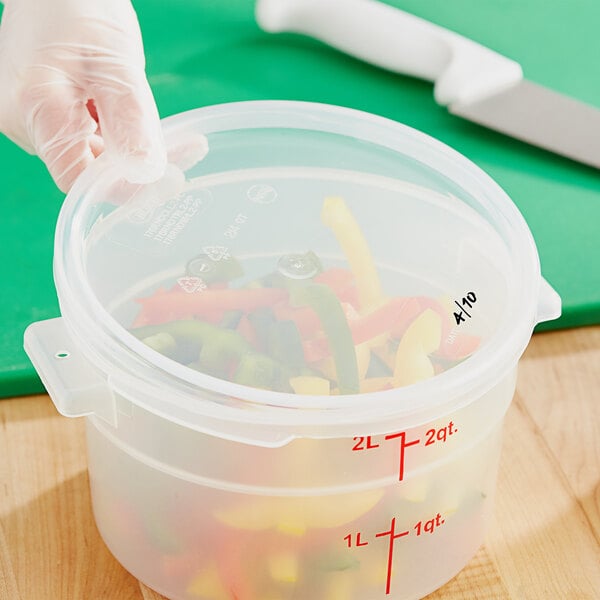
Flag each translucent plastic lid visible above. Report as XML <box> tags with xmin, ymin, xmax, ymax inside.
<box><xmin>53</xmin><ymin>101</ymin><xmax>559</xmax><ymax>439</ymax></box>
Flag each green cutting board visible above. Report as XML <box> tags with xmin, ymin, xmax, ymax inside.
<box><xmin>1</xmin><ymin>0</ymin><xmax>599</xmax><ymax>398</ymax></box>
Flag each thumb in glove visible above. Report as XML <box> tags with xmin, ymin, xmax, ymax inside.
<box><xmin>0</xmin><ymin>0</ymin><xmax>167</xmax><ymax>192</ymax></box>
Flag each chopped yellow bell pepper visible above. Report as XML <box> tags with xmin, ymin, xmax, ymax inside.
<box><xmin>214</xmin><ymin>490</ymin><xmax>384</xmax><ymax>532</ymax></box>
<box><xmin>267</xmin><ymin>552</ymin><xmax>300</xmax><ymax>583</ymax></box>
<box><xmin>313</xmin><ymin>342</ymin><xmax>371</xmax><ymax>383</ymax></box>
<box><xmin>276</xmin><ymin>521</ymin><xmax>307</xmax><ymax>536</ymax></box>
<box><xmin>394</xmin><ymin>352</ymin><xmax>435</xmax><ymax>387</ymax></box>
<box><xmin>289</xmin><ymin>375</ymin><xmax>331</xmax><ymax>395</ymax></box>
<box><xmin>393</xmin><ymin>309</ymin><xmax>442</xmax><ymax>387</ymax></box>
<box><xmin>321</xmin><ymin>197</ymin><xmax>383</xmax><ymax>312</ymax></box>
<box><xmin>324</xmin><ymin>571</ymin><xmax>354</xmax><ymax>600</ymax></box>
<box><xmin>360</xmin><ymin>376</ymin><xmax>395</xmax><ymax>393</ymax></box>
<box><xmin>400</xmin><ymin>475</ymin><xmax>430</xmax><ymax>503</ymax></box>
<box><xmin>186</xmin><ymin>564</ymin><xmax>229</xmax><ymax>599</ymax></box>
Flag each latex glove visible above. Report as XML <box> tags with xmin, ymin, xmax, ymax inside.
<box><xmin>0</xmin><ymin>0</ymin><xmax>167</xmax><ymax>192</ymax></box>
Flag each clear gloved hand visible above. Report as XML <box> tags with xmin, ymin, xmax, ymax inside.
<box><xmin>0</xmin><ymin>0</ymin><xmax>167</xmax><ymax>192</ymax></box>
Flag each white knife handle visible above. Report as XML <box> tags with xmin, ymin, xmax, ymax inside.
<box><xmin>256</xmin><ymin>0</ymin><xmax>523</xmax><ymax>105</ymax></box>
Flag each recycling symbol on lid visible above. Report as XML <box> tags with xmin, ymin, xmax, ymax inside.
<box><xmin>201</xmin><ymin>246</ymin><xmax>231</xmax><ymax>262</ymax></box>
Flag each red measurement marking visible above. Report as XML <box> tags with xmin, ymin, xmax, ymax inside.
<box><xmin>424</xmin><ymin>421</ymin><xmax>457</xmax><ymax>446</ymax></box>
<box><xmin>375</xmin><ymin>517</ymin><xmax>410</xmax><ymax>595</ymax></box>
<box><xmin>352</xmin><ymin>435</ymin><xmax>380</xmax><ymax>451</ymax></box>
<box><xmin>352</xmin><ymin>423</ymin><xmax>458</xmax><ymax>482</ymax></box>
<box><xmin>384</xmin><ymin>431</ymin><xmax>420</xmax><ymax>481</ymax></box>
<box><xmin>343</xmin><ymin>532</ymin><xmax>369</xmax><ymax>548</ymax></box>
<box><xmin>414</xmin><ymin>513</ymin><xmax>445</xmax><ymax>536</ymax></box>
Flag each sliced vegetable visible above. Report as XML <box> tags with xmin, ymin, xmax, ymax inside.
<box><xmin>220</xmin><ymin>310</ymin><xmax>244</xmax><ymax>329</ymax></box>
<box><xmin>267</xmin><ymin>552</ymin><xmax>299</xmax><ymax>583</ymax></box>
<box><xmin>437</xmin><ymin>332</ymin><xmax>481</xmax><ymax>360</ymax></box>
<box><xmin>289</xmin><ymin>375</ymin><xmax>331</xmax><ymax>395</ymax></box>
<box><xmin>397</xmin><ymin>351</ymin><xmax>435</xmax><ymax>386</ymax></box>
<box><xmin>401</xmin><ymin>309</ymin><xmax>441</xmax><ymax>354</ymax></box>
<box><xmin>272</xmin><ymin>303</ymin><xmax>321</xmax><ymax>339</ymax></box>
<box><xmin>214</xmin><ymin>489</ymin><xmax>384</xmax><ymax>532</ymax></box>
<box><xmin>134</xmin><ymin>287</ymin><xmax>287</xmax><ymax>326</ymax></box>
<box><xmin>314</xmin><ymin>267</ymin><xmax>359</xmax><ymax>308</ymax></box>
<box><xmin>142</xmin><ymin>509</ymin><xmax>183</xmax><ymax>555</ymax></box>
<box><xmin>349</xmin><ymin>297</ymin><xmax>419</xmax><ymax>345</ymax></box>
<box><xmin>388</xmin><ymin>297</ymin><xmax>424</xmax><ymax>339</ymax></box>
<box><xmin>324</xmin><ymin>571</ymin><xmax>355</xmax><ymax>600</ymax></box>
<box><xmin>309</xmin><ymin>549</ymin><xmax>360</xmax><ymax>573</ymax></box>
<box><xmin>276</xmin><ymin>521</ymin><xmax>307</xmax><ymax>536</ymax></box>
<box><xmin>132</xmin><ymin>319</ymin><xmax>224</xmax><ymax>351</ymax></box>
<box><xmin>233</xmin><ymin>353</ymin><xmax>291</xmax><ymax>392</ymax></box>
<box><xmin>216</xmin><ymin>533</ymin><xmax>255</xmax><ymax>600</ymax></box>
<box><xmin>366</xmin><ymin>349</ymin><xmax>393</xmax><ymax>378</ymax></box>
<box><xmin>133</xmin><ymin>320</ymin><xmax>296</xmax><ymax>390</ymax></box>
<box><xmin>267</xmin><ymin>320</ymin><xmax>306</xmax><ymax>369</ymax></box>
<box><xmin>312</xmin><ymin>342</ymin><xmax>370</xmax><ymax>382</ymax></box>
<box><xmin>417</xmin><ymin>296</ymin><xmax>481</xmax><ymax>360</ymax></box>
<box><xmin>186</xmin><ymin>563</ymin><xmax>230</xmax><ymax>599</ymax></box>
<box><xmin>129</xmin><ymin>197</ymin><xmax>482</xmax><ymax>395</ymax></box>
<box><xmin>302</xmin><ymin>337</ymin><xmax>334</xmax><ymax>364</ymax></box>
<box><xmin>197</xmin><ymin>329</ymin><xmax>251</xmax><ymax>379</ymax></box>
<box><xmin>400</xmin><ymin>476</ymin><xmax>430</xmax><ymax>503</ymax></box>
<box><xmin>321</xmin><ymin>197</ymin><xmax>383</xmax><ymax>311</ymax></box>
<box><xmin>393</xmin><ymin>309</ymin><xmax>442</xmax><ymax>387</ymax></box>
<box><xmin>247</xmin><ymin>307</ymin><xmax>277</xmax><ymax>352</ymax></box>
<box><xmin>292</xmin><ymin>283</ymin><xmax>359</xmax><ymax>394</ymax></box>
<box><xmin>360</xmin><ymin>377</ymin><xmax>395</xmax><ymax>393</ymax></box>
<box><xmin>140</xmin><ymin>332</ymin><xmax>178</xmax><ymax>358</ymax></box>
<box><xmin>162</xmin><ymin>552</ymin><xmax>197</xmax><ymax>580</ymax></box>
<box><xmin>237</xmin><ymin>314</ymin><xmax>258</xmax><ymax>347</ymax></box>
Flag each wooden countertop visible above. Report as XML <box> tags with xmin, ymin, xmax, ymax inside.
<box><xmin>1</xmin><ymin>326</ymin><xmax>599</xmax><ymax>599</ymax></box>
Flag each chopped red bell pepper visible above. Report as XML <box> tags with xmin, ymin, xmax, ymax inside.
<box><xmin>351</xmin><ymin>297</ymin><xmax>419</xmax><ymax>345</ymax></box>
<box><xmin>388</xmin><ymin>297</ymin><xmax>425</xmax><ymax>338</ymax></box>
<box><xmin>437</xmin><ymin>332</ymin><xmax>481</xmax><ymax>360</ymax></box>
<box><xmin>415</xmin><ymin>297</ymin><xmax>480</xmax><ymax>360</ymax></box>
<box><xmin>272</xmin><ymin>303</ymin><xmax>322</xmax><ymax>339</ymax></box>
<box><xmin>303</xmin><ymin>297</ymin><xmax>424</xmax><ymax>362</ymax></box>
<box><xmin>236</xmin><ymin>314</ymin><xmax>258</xmax><ymax>347</ymax></box>
<box><xmin>314</xmin><ymin>268</ymin><xmax>359</xmax><ymax>308</ymax></box>
<box><xmin>134</xmin><ymin>287</ymin><xmax>288</xmax><ymax>326</ymax></box>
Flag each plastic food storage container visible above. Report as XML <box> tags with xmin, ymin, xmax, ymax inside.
<box><xmin>25</xmin><ymin>101</ymin><xmax>560</xmax><ymax>600</ymax></box>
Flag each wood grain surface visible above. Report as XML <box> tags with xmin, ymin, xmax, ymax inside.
<box><xmin>1</xmin><ymin>326</ymin><xmax>599</xmax><ymax>599</ymax></box>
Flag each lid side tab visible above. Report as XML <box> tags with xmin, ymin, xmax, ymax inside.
<box><xmin>24</xmin><ymin>318</ymin><xmax>117</xmax><ymax>426</ymax></box>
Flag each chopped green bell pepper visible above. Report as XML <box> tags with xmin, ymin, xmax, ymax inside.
<box><xmin>291</xmin><ymin>283</ymin><xmax>359</xmax><ymax>394</ymax></box>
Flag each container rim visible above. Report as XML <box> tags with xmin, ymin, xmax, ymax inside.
<box><xmin>54</xmin><ymin>100</ymin><xmax>545</xmax><ymax>433</ymax></box>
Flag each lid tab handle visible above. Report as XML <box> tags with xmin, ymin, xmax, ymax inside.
<box><xmin>536</xmin><ymin>278</ymin><xmax>562</xmax><ymax>324</ymax></box>
<box><xmin>24</xmin><ymin>318</ymin><xmax>116</xmax><ymax>425</ymax></box>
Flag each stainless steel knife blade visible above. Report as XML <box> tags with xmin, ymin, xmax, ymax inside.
<box><xmin>450</xmin><ymin>80</ymin><xmax>600</xmax><ymax>168</ymax></box>
<box><xmin>256</xmin><ymin>0</ymin><xmax>600</xmax><ymax>169</ymax></box>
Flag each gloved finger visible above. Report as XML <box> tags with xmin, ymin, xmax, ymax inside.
<box><xmin>89</xmin><ymin>132</ymin><xmax>105</xmax><ymax>158</ymax></box>
<box><xmin>90</xmin><ymin>66</ymin><xmax>167</xmax><ymax>185</ymax></box>
<box><xmin>66</xmin><ymin>131</ymin><xmax>208</xmax><ymax>207</ymax></box>
<box><xmin>93</xmin><ymin>162</ymin><xmax>185</xmax><ymax>209</ymax></box>
<box><xmin>25</xmin><ymin>78</ymin><xmax>100</xmax><ymax>192</ymax></box>
<box><xmin>84</xmin><ymin>101</ymin><xmax>104</xmax><ymax>156</ymax></box>
<box><xmin>95</xmin><ymin>132</ymin><xmax>209</xmax><ymax>207</ymax></box>
<box><xmin>165</xmin><ymin>132</ymin><xmax>209</xmax><ymax>171</ymax></box>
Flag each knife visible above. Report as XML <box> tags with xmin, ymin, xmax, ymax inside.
<box><xmin>256</xmin><ymin>0</ymin><xmax>600</xmax><ymax>169</ymax></box>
